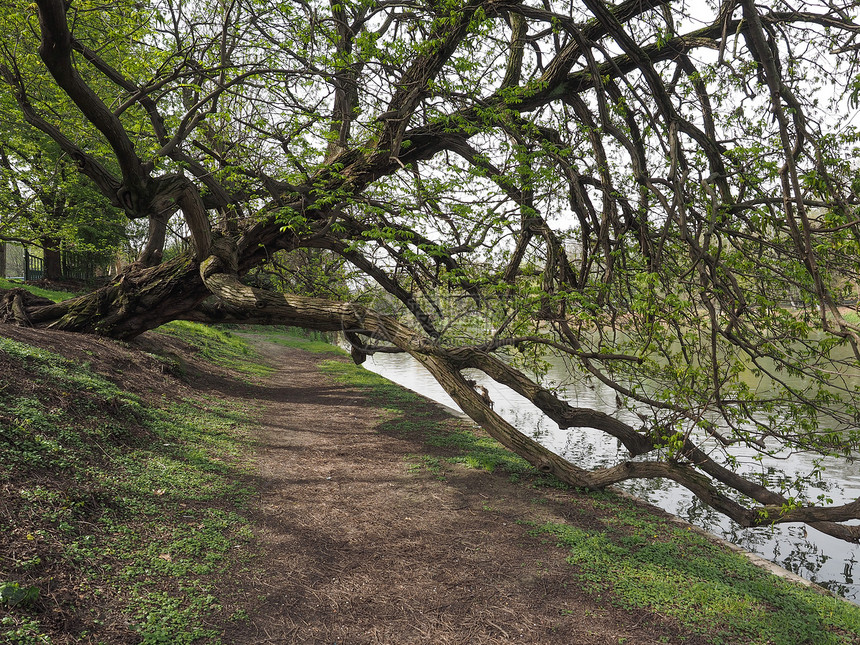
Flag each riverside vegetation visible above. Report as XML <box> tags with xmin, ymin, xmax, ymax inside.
<box><xmin>0</xmin><ymin>280</ymin><xmax>859</xmax><ymax>644</ymax></box>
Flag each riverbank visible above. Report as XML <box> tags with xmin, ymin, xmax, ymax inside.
<box><xmin>361</xmin><ymin>344</ymin><xmax>860</xmax><ymax>602</ymax></box>
<box><xmin>235</xmin><ymin>329</ymin><xmax>860</xmax><ymax>645</ymax></box>
<box><xmin>1</xmin><ymin>319</ymin><xmax>859</xmax><ymax>643</ymax></box>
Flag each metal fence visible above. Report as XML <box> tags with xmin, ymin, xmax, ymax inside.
<box><xmin>24</xmin><ymin>250</ymin><xmax>43</xmax><ymax>281</ymax></box>
<box><xmin>0</xmin><ymin>244</ymin><xmax>99</xmax><ymax>282</ymax></box>
<box><xmin>62</xmin><ymin>252</ymin><xmax>97</xmax><ymax>281</ymax></box>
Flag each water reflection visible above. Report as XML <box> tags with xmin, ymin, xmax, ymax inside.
<box><xmin>363</xmin><ymin>352</ymin><xmax>860</xmax><ymax>604</ymax></box>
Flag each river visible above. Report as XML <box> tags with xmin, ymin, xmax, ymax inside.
<box><xmin>361</xmin><ymin>352</ymin><xmax>860</xmax><ymax>604</ymax></box>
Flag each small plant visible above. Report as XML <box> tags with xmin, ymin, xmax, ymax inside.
<box><xmin>0</xmin><ymin>615</ymin><xmax>51</xmax><ymax>645</ymax></box>
<box><xmin>405</xmin><ymin>454</ymin><xmax>446</xmax><ymax>479</ymax></box>
<box><xmin>0</xmin><ymin>582</ymin><xmax>39</xmax><ymax>608</ymax></box>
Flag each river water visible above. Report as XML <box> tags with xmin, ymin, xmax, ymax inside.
<box><xmin>361</xmin><ymin>352</ymin><xmax>860</xmax><ymax>604</ymax></box>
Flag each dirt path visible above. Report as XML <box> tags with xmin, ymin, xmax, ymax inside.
<box><xmin>219</xmin><ymin>338</ymin><xmax>708</xmax><ymax>645</ymax></box>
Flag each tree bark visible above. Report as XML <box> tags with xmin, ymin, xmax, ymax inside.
<box><xmin>17</xmin><ymin>251</ymin><xmax>209</xmax><ymax>338</ymax></box>
<box><xmin>42</xmin><ymin>239</ymin><xmax>61</xmax><ymax>281</ymax></box>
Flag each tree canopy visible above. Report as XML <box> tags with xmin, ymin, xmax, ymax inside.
<box><xmin>3</xmin><ymin>0</ymin><xmax>860</xmax><ymax>541</ymax></box>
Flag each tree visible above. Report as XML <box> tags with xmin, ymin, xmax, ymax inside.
<box><xmin>0</xmin><ymin>4</ymin><xmax>128</xmax><ymax>278</ymax></box>
<box><xmin>0</xmin><ymin>134</ymin><xmax>127</xmax><ymax>279</ymax></box>
<box><xmin>2</xmin><ymin>0</ymin><xmax>860</xmax><ymax>541</ymax></box>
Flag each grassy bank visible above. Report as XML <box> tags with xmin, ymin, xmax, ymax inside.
<box><xmin>0</xmin><ymin>278</ymin><xmax>80</xmax><ymax>303</ymax></box>
<box><xmin>0</xmin><ymin>322</ymin><xmax>263</xmax><ymax>644</ymax></box>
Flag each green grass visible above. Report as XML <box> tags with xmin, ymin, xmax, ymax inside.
<box><xmin>527</xmin><ymin>504</ymin><xmax>860</xmax><ymax>645</ymax></box>
<box><xmin>318</xmin><ymin>359</ymin><xmax>426</xmax><ymax>408</ymax></box>
<box><xmin>0</xmin><ymin>327</ymin><xmax>260</xmax><ymax>644</ymax></box>
<box><xmin>318</xmin><ymin>358</ymin><xmax>554</xmax><ymax>481</ymax></box>
<box><xmin>158</xmin><ymin>321</ymin><xmax>274</xmax><ymax>377</ymax></box>
<box><xmin>0</xmin><ymin>277</ymin><xmax>78</xmax><ymax>302</ymax></box>
<box><xmin>405</xmin><ymin>454</ymin><xmax>446</xmax><ymax>479</ymax></box>
<box><xmin>236</xmin><ymin>326</ymin><xmax>347</xmax><ymax>355</ymax></box>
<box><xmin>842</xmin><ymin>311</ymin><xmax>860</xmax><ymax>325</ymax></box>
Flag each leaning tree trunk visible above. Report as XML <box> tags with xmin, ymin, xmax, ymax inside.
<box><xmin>1</xmin><ymin>250</ymin><xmax>210</xmax><ymax>338</ymax></box>
<box><xmin>3</xmin><ymin>229</ymin><xmax>860</xmax><ymax>543</ymax></box>
<box><xmin>186</xmin><ymin>237</ymin><xmax>860</xmax><ymax>542</ymax></box>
